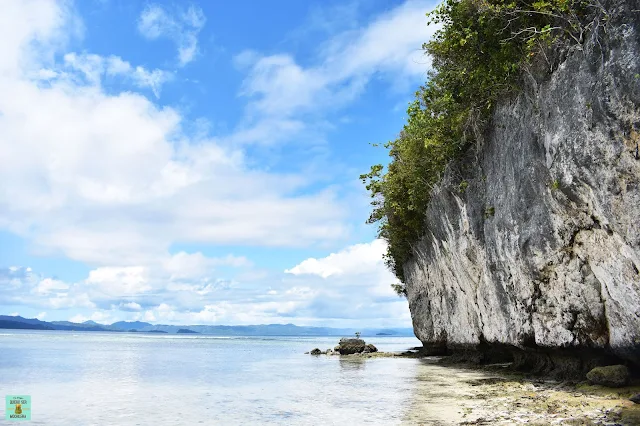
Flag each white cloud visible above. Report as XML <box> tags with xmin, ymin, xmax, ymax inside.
<box><xmin>48</xmin><ymin>292</ymin><xmax>95</xmax><ymax>310</ymax></box>
<box><xmin>280</xmin><ymin>239</ymin><xmax>408</xmax><ymax>325</ymax></box>
<box><xmin>85</xmin><ymin>266</ymin><xmax>151</xmax><ymax>297</ymax></box>
<box><xmin>118</xmin><ymin>301</ymin><xmax>142</xmax><ymax>312</ymax></box>
<box><xmin>138</xmin><ymin>4</ymin><xmax>206</xmax><ymax>66</ymax></box>
<box><xmin>1</xmin><ymin>238</ymin><xmax>411</xmax><ymax>327</ymax></box>
<box><xmin>32</xmin><ymin>278</ymin><xmax>69</xmax><ymax>295</ymax></box>
<box><xmin>69</xmin><ymin>314</ymin><xmax>88</xmax><ymax>323</ymax></box>
<box><xmin>164</xmin><ymin>252</ymin><xmax>250</xmax><ymax>281</ymax></box>
<box><xmin>0</xmin><ymin>0</ymin><xmax>75</xmax><ymax>77</ymax></box>
<box><xmin>233</xmin><ymin>0</ymin><xmax>439</xmax><ymax>144</ymax></box>
<box><xmin>0</xmin><ymin>0</ymin><xmax>348</xmax><ymax>267</ymax></box>
<box><xmin>36</xmin><ymin>312</ymin><xmax>47</xmax><ymax>320</ymax></box>
<box><xmin>63</xmin><ymin>52</ymin><xmax>173</xmax><ymax>97</ymax></box>
<box><xmin>286</xmin><ymin>239</ymin><xmax>387</xmax><ymax>278</ymax></box>
<box><xmin>0</xmin><ymin>1</ymin><xmax>430</xmax><ymax>328</ymax></box>
<box><xmin>69</xmin><ymin>310</ymin><xmax>113</xmax><ymax>324</ymax></box>
<box><xmin>89</xmin><ymin>310</ymin><xmax>113</xmax><ymax>323</ymax></box>
<box><xmin>142</xmin><ymin>310</ymin><xmax>156</xmax><ymax>322</ymax></box>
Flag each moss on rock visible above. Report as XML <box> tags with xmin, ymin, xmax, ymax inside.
<box><xmin>586</xmin><ymin>365</ymin><xmax>630</xmax><ymax>388</ymax></box>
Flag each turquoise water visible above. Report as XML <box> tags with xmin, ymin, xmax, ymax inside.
<box><xmin>0</xmin><ymin>331</ymin><xmax>428</xmax><ymax>425</ymax></box>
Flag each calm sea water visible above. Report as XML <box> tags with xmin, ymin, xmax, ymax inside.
<box><xmin>0</xmin><ymin>330</ymin><xmax>441</xmax><ymax>425</ymax></box>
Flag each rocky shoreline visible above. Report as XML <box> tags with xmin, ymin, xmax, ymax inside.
<box><xmin>404</xmin><ymin>360</ymin><xmax>640</xmax><ymax>425</ymax></box>
<box><xmin>307</xmin><ymin>338</ymin><xmax>640</xmax><ymax>424</ymax></box>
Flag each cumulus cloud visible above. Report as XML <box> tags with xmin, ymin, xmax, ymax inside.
<box><xmin>233</xmin><ymin>0</ymin><xmax>439</xmax><ymax>145</ymax></box>
<box><xmin>0</xmin><ymin>0</ymin><xmax>429</xmax><ymax>328</ymax></box>
<box><xmin>164</xmin><ymin>252</ymin><xmax>250</xmax><ymax>281</ymax></box>
<box><xmin>0</xmin><ymin>250</ymin><xmax>252</xmax><ymax>318</ymax></box>
<box><xmin>0</xmin><ymin>0</ymin><xmax>348</xmax><ymax>268</ymax></box>
<box><xmin>32</xmin><ymin>278</ymin><xmax>70</xmax><ymax>295</ymax></box>
<box><xmin>92</xmin><ymin>240</ymin><xmax>407</xmax><ymax>327</ymax></box>
<box><xmin>138</xmin><ymin>4</ymin><xmax>206</xmax><ymax>66</ymax></box>
<box><xmin>0</xmin><ymin>266</ymin><xmax>95</xmax><ymax>310</ymax></box>
<box><xmin>118</xmin><ymin>302</ymin><xmax>143</xmax><ymax>312</ymax></box>
<box><xmin>69</xmin><ymin>314</ymin><xmax>88</xmax><ymax>323</ymax></box>
<box><xmin>68</xmin><ymin>311</ymin><xmax>113</xmax><ymax>323</ymax></box>
<box><xmin>282</xmin><ymin>239</ymin><xmax>407</xmax><ymax>323</ymax></box>
<box><xmin>1</xmin><ymin>238</ymin><xmax>409</xmax><ymax>328</ymax></box>
<box><xmin>285</xmin><ymin>239</ymin><xmax>387</xmax><ymax>278</ymax></box>
<box><xmin>85</xmin><ymin>267</ymin><xmax>151</xmax><ymax>298</ymax></box>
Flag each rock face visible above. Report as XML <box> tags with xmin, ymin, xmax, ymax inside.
<box><xmin>336</xmin><ymin>338</ymin><xmax>366</xmax><ymax>355</ymax></box>
<box><xmin>586</xmin><ymin>365</ymin><xmax>630</xmax><ymax>387</ymax></box>
<box><xmin>404</xmin><ymin>0</ymin><xmax>640</xmax><ymax>373</ymax></box>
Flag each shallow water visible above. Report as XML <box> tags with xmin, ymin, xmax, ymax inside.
<box><xmin>3</xmin><ymin>331</ymin><xmax>634</xmax><ymax>425</ymax></box>
<box><xmin>0</xmin><ymin>330</ymin><xmax>434</xmax><ymax>425</ymax></box>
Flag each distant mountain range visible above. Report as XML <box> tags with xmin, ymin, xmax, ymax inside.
<box><xmin>0</xmin><ymin>315</ymin><xmax>414</xmax><ymax>337</ymax></box>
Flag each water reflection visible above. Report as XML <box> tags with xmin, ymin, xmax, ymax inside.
<box><xmin>338</xmin><ymin>357</ymin><xmax>367</xmax><ymax>371</ymax></box>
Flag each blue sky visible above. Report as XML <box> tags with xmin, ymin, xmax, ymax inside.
<box><xmin>0</xmin><ymin>0</ymin><xmax>439</xmax><ymax>327</ymax></box>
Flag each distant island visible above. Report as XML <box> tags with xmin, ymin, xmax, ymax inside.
<box><xmin>0</xmin><ymin>315</ymin><xmax>414</xmax><ymax>337</ymax></box>
<box><xmin>177</xmin><ymin>329</ymin><xmax>199</xmax><ymax>334</ymax></box>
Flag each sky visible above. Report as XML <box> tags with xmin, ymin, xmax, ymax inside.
<box><xmin>0</xmin><ymin>0</ymin><xmax>439</xmax><ymax>327</ymax></box>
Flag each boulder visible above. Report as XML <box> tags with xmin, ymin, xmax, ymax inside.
<box><xmin>586</xmin><ymin>365</ymin><xmax>630</xmax><ymax>388</ymax></box>
<box><xmin>363</xmin><ymin>343</ymin><xmax>378</xmax><ymax>353</ymax></box>
<box><xmin>310</xmin><ymin>348</ymin><xmax>322</xmax><ymax>355</ymax></box>
<box><xmin>336</xmin><ymin>338</ymin><xmax>366</xmax><ymax>355</ymax></box>
<box><xmin>630</xmin><ymin>394</ymin><xmax>640</xmax><ymax>404</ymax></box>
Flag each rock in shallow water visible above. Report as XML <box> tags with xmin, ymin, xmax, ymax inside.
<box><xmin>310</xmin><ymin>348</ymin><xmax>322</xmax><ymax>355</ymax></box>
<box><xmin>363</xmin><ymin>343</ymin><xmax>378</xmax><ymax>353</ymax></box>
<box><xmin>336</xmin><ymin>338</ymin><xmax>366</xmax><ymax>355</ymax></box>
<box><xmin>630</xmin><ymin>393</ymin><xmax>640</xmax><ymax>404</ymax></box>
<box><xmin>586</xmin><ymin>365</ymin><xmax>630</xmax><ymax>388</ymax></box>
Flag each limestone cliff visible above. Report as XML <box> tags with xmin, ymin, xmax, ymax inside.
<box><xmin>404</xmin><ymin>0</ymin><xmax>640</xmax><ymax>373</ymax></box>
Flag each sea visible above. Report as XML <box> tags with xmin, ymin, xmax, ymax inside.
<box><xmin>0</xmin><ymin>330</ymin><xmax>496</xmax><ymax>425</ymax></box>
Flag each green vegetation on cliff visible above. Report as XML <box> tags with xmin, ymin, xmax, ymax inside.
<box><xmin>361</xmin><ymin>0</ymin><xmax>603</xmax><ymax>292</ymax></box>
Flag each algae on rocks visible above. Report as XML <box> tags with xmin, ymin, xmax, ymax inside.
<box><xmin>586</xmin><ymin>365</ymin><xmax>630</xmax><ymax>388</ymax></box>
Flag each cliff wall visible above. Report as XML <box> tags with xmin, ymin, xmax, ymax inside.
<box><xmin>404</xmin><ymin>1</ymin><xmax>640</xmax><ymax>374</ymax></box>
